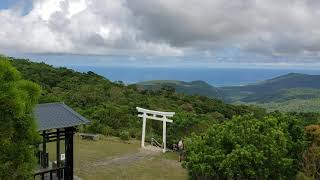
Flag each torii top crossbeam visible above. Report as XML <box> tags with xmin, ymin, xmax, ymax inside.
<box><xmin>136</xmin><ymin>107</ymin><xmax>175</xmax><ymax>153</ymax></box>
<box><xmin>136</xmin><ymin>107</ymin><xmax>175</xmax><ymax>117</ymax></box>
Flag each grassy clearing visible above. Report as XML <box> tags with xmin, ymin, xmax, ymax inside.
<box><xmin>46</xmin><ymin>135</ymin><xmax>187</xmax><ymax>180</ymax></box>
<box><xmin>79</xmin><ymin>155</ymin><xmax>187</xmax><ymax>180</ymax></box>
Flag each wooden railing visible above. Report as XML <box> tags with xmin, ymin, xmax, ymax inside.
<box><xmin>150</xmin><ymin>138</ymin><xmax>173</xmax><ymax>152</ymax></box>
<box><xmin>151</xmin><ymin>138</ymin><xmax>162</xmax><ymax>148</ymax></box>
<box><xmin>34</xmin><ymin>166</ymin><xmax>66</xmax><ymax>180</ymax></box>
<box><xmin>37</xmin><ymin>151</ymin><xmax>49</xmax><ymax>168</ymax></box>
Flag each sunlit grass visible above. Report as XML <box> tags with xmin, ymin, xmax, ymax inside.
<box><xmin>46</xmin><ymin>135</ymin><xmax>187</xmax><ymax>180</ymax></box>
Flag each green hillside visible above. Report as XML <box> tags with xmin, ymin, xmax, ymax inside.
<box><xmin>221</xmin><ymin>73</ymin><xmax>320</xmax><ymax>112</ymax></box>
<box><xmin>9</xmin><ymin>57</ymin><xmax>264</xmax><ymax>145</ymax></box>
<box><xmin>137</xmin><ymin>80</ymin><xmax>223</xmax><ymax>99</ymax></box>
<box><xmin>137</xmin><ymin>73</ymin><xmax>320</xmax><ymax>112</ymax></box>
<box><xmin>222</xmin><ymin>73</ymin><xmax>320</xmax><ymax>102</ymax></box>
<box><xmin>4</xmin><ymin>56</ymin><xmax>320</xmax><ymax>179</ymax></box>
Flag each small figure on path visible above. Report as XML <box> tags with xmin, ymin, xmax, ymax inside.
<box><xmin>178</xmin><ymin>139</ymin><xmax>184</xmax><ymax>162</ymax></box>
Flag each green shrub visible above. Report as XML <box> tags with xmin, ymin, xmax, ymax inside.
<box><xmin>0</xmin><ymin>58</ymin><xmax>41</xmax><ymax>179</ymax></box>
<box><xmin>128</xmin><ymin>127</ymin><xmax>141</xmax><ymax>139</ymax></box>
<box><xmin>184</xmin><ymin>114</ymin><xmax>306</xmax><ymax>179</ymax></box>
<box><xmin>119</xmin><ymin>130</ymin><xmax>130</xmax><ymax>141</ymax></box>
<box><xmin>100</xmin><ymin>126</ymin><xmax>116</xmax><ymax>136</ymax></box>
<box><xmin>295</xmin><ymin>172</ymin><xmax>314</xmax><ymax>180</ymax></box>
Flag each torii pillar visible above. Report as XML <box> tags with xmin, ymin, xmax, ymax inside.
<box><xmin>136</xmin><ymin>107</ymin><xmax>175</xmax><ymax>153</ymax></box>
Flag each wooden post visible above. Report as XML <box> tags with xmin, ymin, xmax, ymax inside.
<box><xmin>56</xmin><ymin>129</ymin><xmax>61</xmax><ymax>179</ymax></box>
<box><xmin>163</xmin><ymin>117</ymin><xmax>167</xmax><ymax>153</ymax></box>
<box><xmin>141</xmin><ymin>113</ymin><xmax>147</xmax><ymax>148</ymax></box>
<box><xmin>65</xmin><ymin>127</ymin><xmax>74</xmax><ymax>180</ymax></box>
<box><xmin>42</xmin><ymin>130</ymin><xmax>47</xmax><ymax>168</ymax></box>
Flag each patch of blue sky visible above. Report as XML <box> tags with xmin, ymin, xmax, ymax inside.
<box><xmin>0</xmin><ymin>0</ymin><xmax>33</xmax><ymax>15</ymax></box>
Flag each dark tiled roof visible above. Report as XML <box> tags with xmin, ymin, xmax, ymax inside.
<box><xmin>35</xmin><ymin>103</ymin><xmax>90</xmax><ymax>131</ymax></box>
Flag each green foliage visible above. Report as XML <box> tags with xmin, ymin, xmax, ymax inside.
<box><xmin>223</xmin><ymin>73</ymin><xmax>320</xmax><ymax>112</ymax></box>
<box><xmin>9</xmin><ymin>57</ymin><xmax>318</xmax><ymax>179</ymax></box>
<box><xmin>183</xmin><ymin>114</ymin><xmax>306</xmax><ymax>179</ymax></box>
<box><xmin>223</xmin><ymin>73</ymin><xmax>320</xmax><ymax>102</ymax></box>
<box><xmin>119</xmin><ymin>130</ymin><xmax>130</xmax><ymax>141</ymax></box>
<box><xmin>296</xmin><ymin>172</ymin><xmax>314</xmax><ymax>180</ymax></box>
<box><xmin>298</xmin><ymin>125</ymin><xmax>320</xmax><ymax>180</ymax></box>
<box><xmin>135</xmin><ymin>73</ymin><xmax>320</xmax><ymax>113</ymax></box>
<box><xmin>10</xmin><ymin>58</ymin><xmax>266</xmax><ymax>141</ymax></box>
<box><xmin>0</xmin><ymin>57</ymin><xmax>41</xmax><ymax>179</ymax></box>
<box><xmin>252</xmin><ymin>98</ymin><xmax>320</xmax><ymax>113</ymax></box>
<box><xmin>137</xmin><ymin>80</ymin><xmax>223</xmax><ymax>99</ymax></box>
<box><xmin>139</xmin><ymin>75</ymin><xmax>320</xmax><ymax>113</ymax></box>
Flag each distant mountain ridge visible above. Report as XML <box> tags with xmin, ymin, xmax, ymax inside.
<box><xmin>222</xmin><ymin>73</ymin><xmax>320</xmax><ymax>102</ymax></box>
<box><xmin>137</xmin><ymin>73</ymin><xmax>320</xmax><ymax>112</ymax></box>
<box><xmin>225</xmin><ymin>73</ymin><xmax>320</xmax><ymax>91</ymax></box>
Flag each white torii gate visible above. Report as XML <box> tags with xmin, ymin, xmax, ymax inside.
<box><xmin>136</xmin><ymin>107</ymin><xmax>175</xmax><ymax>153</ymax></box>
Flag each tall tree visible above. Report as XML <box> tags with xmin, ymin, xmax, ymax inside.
<box><xmin>0</xmin><ymin>57</ymin><xmax>41</xmax><ymax>179</ymax></box>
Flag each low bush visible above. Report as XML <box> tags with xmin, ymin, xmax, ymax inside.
<box><xmin>119</xmin><ymin>130</ymin><xmax>130</xmax><ymax>141</ymax></box>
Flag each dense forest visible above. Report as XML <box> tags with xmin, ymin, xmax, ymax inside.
<box><xmin>10</xmin><ymin>57</ymin><xmax>265</xmax><ymax>144</ymax></box>
<box><xmin>139</xmin><ymin>73</ymin><xmax>320</xmax><ymax>113</ymax></box>
<box><xmin>4</xmin><ymin>57</ymin><xmax>320</xmax><ymax>179</ymax></box>
<box><xmin>137</xmin><ymin>80</ymin><xmax>223</xmax><ymax>99</ymax></box>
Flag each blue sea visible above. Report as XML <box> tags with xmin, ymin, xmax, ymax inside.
<box><xmin>68</xmin><ymin>66</ymin><xmax>320</xmax><ymax>87</ymax></box>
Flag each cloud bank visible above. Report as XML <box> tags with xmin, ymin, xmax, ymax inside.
<box><xmin>1</xmin><ymin>0</ymin><xmax>320</xmax><ymax>64</ymax></box>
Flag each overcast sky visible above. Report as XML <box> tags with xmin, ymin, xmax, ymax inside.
<box><xmin>1</xmin><ymin>0</ymin><xmax>320</xmax><ymax>68</ymax></box>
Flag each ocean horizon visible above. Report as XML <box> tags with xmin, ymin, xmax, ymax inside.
<box><xmin>67</xmin><ymin>66</ymin><xmax>320</xmax><ymax>87</ymax></box>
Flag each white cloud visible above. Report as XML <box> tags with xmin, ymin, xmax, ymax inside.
<box><xmin>0</xmin><ymin>0</ymin><xmax>183</xmax><ymax>56</ymax></box>
<box><xmin>1</xmin><ymin>0</ymin><xmax>320</xmax><ymax>64</ymax></box>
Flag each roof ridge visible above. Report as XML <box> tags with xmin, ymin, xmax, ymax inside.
<box><xmin>35</xmin><ymin>102</ymin><xmax>90</xmax><ymax>131</ymax></box>
<box><xmin>59</xmin><ymin>103</ymin><xmax>90</xmax><ymax>124</ymax></box>
<box><xmin>37</xmin><ymin>102</ymin><xmax>64</xmax><ymax>106</ymax></box>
